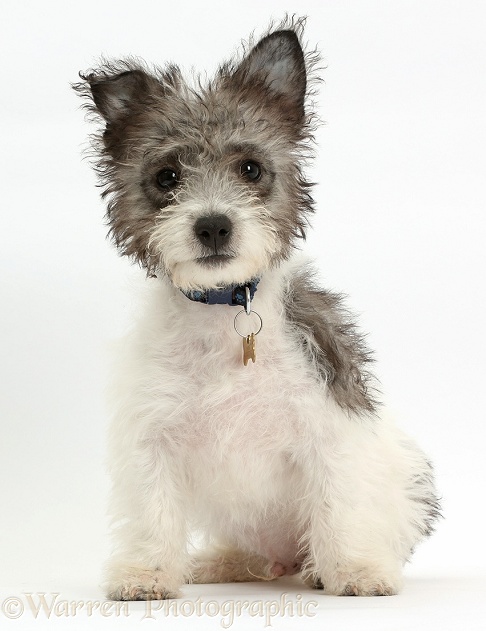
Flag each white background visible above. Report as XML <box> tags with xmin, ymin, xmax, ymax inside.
<box><xmin>1</xmin><ymin>1</ymin><xmax>485</xmax><ymax>629</ymax></box>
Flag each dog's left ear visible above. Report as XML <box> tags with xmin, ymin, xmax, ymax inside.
<box><xmin>229</xmin><ymin>30</ymin><xmax>307</xmax><ymax>123</ymax></box>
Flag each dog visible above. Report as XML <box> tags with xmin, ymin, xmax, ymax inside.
<box><xmin>74</xmin><ymin>17</ymin><xmax>440</xmax><ymax>600</ymax></box>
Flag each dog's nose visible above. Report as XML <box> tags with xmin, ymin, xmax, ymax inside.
<box><xmin>194</xmin><ymin>215</ymin><xmax>232</xmax><ymax>252</ymax></box>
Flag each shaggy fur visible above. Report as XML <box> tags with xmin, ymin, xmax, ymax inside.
<box><xmin>74</xmin><ymin>17</ymin><xmax>440</xmax><ymax>600</ymax></box>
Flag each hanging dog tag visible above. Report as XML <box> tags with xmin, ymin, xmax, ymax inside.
<box><xmin>243</xmin><ymin>333</ymin><xmax>256</xmax><ymax>366</ymax></box>
<box><xmin>234</xmin><ymin>309</ymin><xmax>262</xmax><ymax>367</ymax></box>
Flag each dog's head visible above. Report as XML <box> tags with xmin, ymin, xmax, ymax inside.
<box><xmin>75</xmin><ymin>19</ymin><xmax>318</xmax><ymax>291</ymax></box>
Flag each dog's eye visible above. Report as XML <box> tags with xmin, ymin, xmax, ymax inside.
<box><xmin>156</xmin><ymin>168</ymin><xmax>179</xmax><ymax>190</ymax></box>
<box><xmin>240</xmin><ymin>161</ymin><xmax>261</xmax><ymax>182</ymax></box>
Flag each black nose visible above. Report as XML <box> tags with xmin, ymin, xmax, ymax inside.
<box><xmin>194</xmin><ymin>214</ymin><xmax>232</xmax><ymax>252</ymax></box>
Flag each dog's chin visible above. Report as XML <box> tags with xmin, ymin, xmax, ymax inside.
<box><xmin>168</xmin><ymin>257</ymin><xmax>265</xmax><ymax>292</ymax></box>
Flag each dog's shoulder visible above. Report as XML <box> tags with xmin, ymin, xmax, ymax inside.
<box><xmin>282</xmin><ymin>260</ymin><xmax>379</xmax><ymax>415</ymax></box>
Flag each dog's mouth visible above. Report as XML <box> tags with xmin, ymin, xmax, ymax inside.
<box><xmin>196</xmin><ymin>254</ymin><xmax>235</xmax><ymax>267</ymax></box>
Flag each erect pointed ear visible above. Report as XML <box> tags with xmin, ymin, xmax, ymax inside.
<box><xmin>230</xmin><ymin>30</ymin><xmax>307</xmax><ymax>121</ymax></box>
<box><xmin>78</xmin><ymin>67</ymin><xmax>161</xmax><ymax>125</ymax></box>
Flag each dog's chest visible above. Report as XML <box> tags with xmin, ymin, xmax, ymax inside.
<box><xmin>156</xmin><ymin>315</ymin><xmax>309</xmax><ymax>507</ymax></box>
<box><xmin>183</xmin><ymin>336</ymin><xmax>299</xmax><ymax>433</ymax></box>
<box><xmin>137</xmin><ymin>284</ymin><xmax>324</xmax><ymax>509</ymax></box>
<box><xmin>154</xmin><ymin>299</ymin><xmax>319</xmax><ymax>462</ymax></box>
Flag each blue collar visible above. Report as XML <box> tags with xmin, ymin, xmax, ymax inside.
<box><xmin>181</xmin><ymin>279</ymin><xmax>259</xmax><ymax>308</ymax></box>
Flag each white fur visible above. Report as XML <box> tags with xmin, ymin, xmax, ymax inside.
<box><xmin>104</xmin><ymin>256</ymin><xmax>434</xmax><ymax>599</ymax></box>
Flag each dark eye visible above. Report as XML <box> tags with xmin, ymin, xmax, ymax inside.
<box><xmin>240</xmin><ymin>160</ymin><xmax>261</xmax><ymax>182</ymax></box>
<box><xmin>156</xmin><ymin>168</ymin><xmax>179</xmax><ymax>190</ymax></box>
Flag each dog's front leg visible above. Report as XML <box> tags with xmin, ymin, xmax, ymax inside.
<box><xmin>104</xmin><ymin>438</ymin><xmax>188</xmax><ymax>601</ymax></box>
<box><xmin>297</xmin><ymin>430</ymin><xmax>404</xmax><ymax>596</ymax></box>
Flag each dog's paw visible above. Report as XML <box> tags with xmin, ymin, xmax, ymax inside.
<box><xmin>339</xmin><ymin>577</ymin><xmax>399</xmax><ymax>596</ymax></box>
<box><xmin>105</xmin><ymin>567</ymin><xmax>182</xmax><ymax>601</ymax></box>
<box><xmin>322</xmin><ymin>568</ymin><xmax>402</xmax><ymax>597</ymax></box>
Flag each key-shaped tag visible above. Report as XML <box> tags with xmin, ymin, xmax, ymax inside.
<box><xmin>234</xmin><ymin>309</ymin><xmax>262</xmax><ymax>367</ymax></box>
<box><xmin>243</xmin><ymin>333</ymin><xmax>256</xmax><ymax>366</ymax></box>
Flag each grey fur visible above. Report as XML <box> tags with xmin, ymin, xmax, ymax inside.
<box><xmin>73</xmin><ymin>17</ymin><xmax>319</xmax><ymax>276</ymax></box>
<box><xmin>407</xmin><ymin>457</ymin><xmax>443</xmax><ymax>539</ymax></box>
<box><xmin>284</xmin><ymin>266</ymin><xmax>378</xmax><ymax>414</ymax></box>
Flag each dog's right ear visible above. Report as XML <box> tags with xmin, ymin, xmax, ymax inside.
<box><xmin>74</xmin><ymin>66</ymin><xmax>162</xmax><ymax>125</ymax></box>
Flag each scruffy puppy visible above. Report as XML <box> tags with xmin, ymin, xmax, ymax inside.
<box><xmin>75</xmin><ymin>19</ymin><xmax>440</xmax><ymax>599</ymax></box>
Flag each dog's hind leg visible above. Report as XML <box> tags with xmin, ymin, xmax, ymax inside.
<box><xmin>188</xmin><ymin>546</ymin><xmax>280</xmax><ymax>584</ymax></box>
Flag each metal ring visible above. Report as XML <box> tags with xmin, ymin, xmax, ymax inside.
<box><xmin>233</xmin><ymin>309</ymin><xmax>263</xmax><ymax>338</ymax></box>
